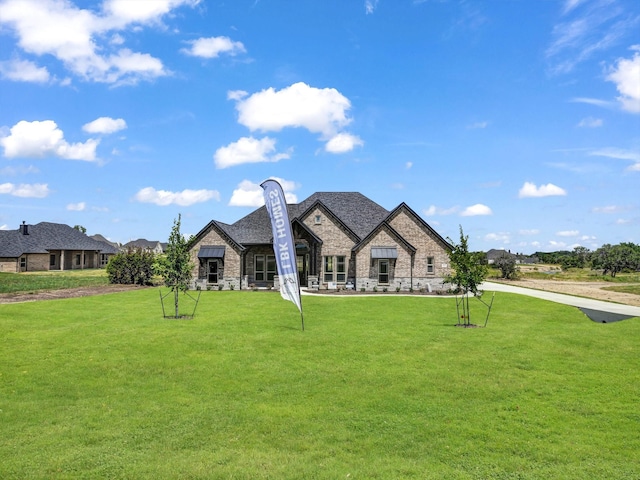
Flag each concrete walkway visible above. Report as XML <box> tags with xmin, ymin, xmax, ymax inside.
<box><xmin>481</xmin><ymin>281</ymin><xmax>640</xmax><ymax>318</ymax></box>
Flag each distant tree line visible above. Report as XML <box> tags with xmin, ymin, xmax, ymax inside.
<box><xmin>533</xmin><ymin>242</ymin><xmax>640</xmax><ymax>277</ymax></box>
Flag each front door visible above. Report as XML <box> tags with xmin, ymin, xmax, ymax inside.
<box><xmin>207</xmin><ymin>260</ymin><xmax>219</xmax><ymax>284</ymax></box>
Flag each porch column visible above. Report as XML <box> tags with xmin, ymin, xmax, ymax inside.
<box><xmin>61</xmin><ymin>251</ymin><xmax>65</xmax><ymax>271</ymax></box>
<box><xmin>81</xmin><ymin>250</ymin><xmax>85</xmax><ymax>269</ymax></box>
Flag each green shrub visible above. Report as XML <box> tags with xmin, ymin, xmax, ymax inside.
<box><xmin>106</xmin><ymin>248</ymin><xmax>155</xmax><ymax>285</ymax></box>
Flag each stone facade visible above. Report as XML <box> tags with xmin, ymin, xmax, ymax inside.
<box><xmin>189</xmin><ymin>226</ymin><xmax>241</xmax><ymax>290</ymax></box>
<box><xmin>387</xmin><ymin>207</ymin><xmax>451</xmax><ymax>290</ymax></box>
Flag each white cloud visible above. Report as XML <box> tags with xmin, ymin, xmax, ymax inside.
<box><xmin>134</xmin><ymin>187</ymin><xmax>220</xmax><ymax>206</ymax></box>
<box><xmin>0</xmin><ymin>0</ymin><xmax>198</xmax><ymax>85</ymax></box>
<box><xmin>82</xmin><ymin>117</ymin><xmax>127</xmax><ymax>134</ymax></box>
<box><xmin>0</xmin><ymin>224</ymin><xmax>8</xmax><ymax>230</ymax></box>
<box><xmin>228</xmin><ymin>178</ymin><xmax>298</xmax><ymax>207</ymax></box>
<box><xmin>365</xmin><ymin>0</ymin><xmax>379</xmax><ymax>14</ymax></box>
<box><xmin>545</xmin><ymin>2</ymin><xmax>636</xmax><ymax>75</ymax></box>
<box><xmin>423</xmin><ymin>205</ymin><xmax>459</xmax><ymax>216</ymax></box>
<box><xmin>616</xmin><ymin>218</ymin><xmax>631</xmax><ymax>225</ymax></box>
<box><xmin>485</xmin><ymin>232</ymin><xmax>510</xmax><ymax>243</ymax></box>
<box><xmin>214</xmin><ymin>136</ymin><xmax>291</xmax><ymax>169</ymax></box>
<box><xmin>518</xmin><ymin>229</ymin><xmax>540</xmax><ymax>235</ymax></box>
<box><xmin>0</xmin><ymin>58</ymin><xmax>50</xmax><ymax>83</ymax></box>
<box><xmin>570</xmin><ymin>97</ymin><xmax>615</xmax><ymax>108</ymax></box>
<box><xmin>592</xmin><ymin>205</ymin><xmax>623</xmax><ymax>214</ymax></box>
<box><xmin>324</xmin><ymin>133</ymin><xmax>364</xmax><ymax>153</ymax></box>
<box><xmin>589</xmin><ymin>147</ymin><xmax>640</xmax><ymax>172</ymax></box>
<box><xmin>0</xmin><ymin>120</ymin><xmax>99</xmax><ymax>161</ymax></box>
<box><xmin>67</xmin><ymin>202</ymin><xmax>86</xmax><ymax>211</ymax></box>
<box><xmin>232</xmin><ymin>82</ymin><xmax>353</xmax><ymax>137</ymax></box>
<box><xmin>181</xmin><ymin>36</ymin><xmax>246</xmax><ymax>58</ymax></box>
<box><xmin>102</xmin><ymin>0</ymin><xmax>201</xmax><ymax>25</ymax></box>
<box><xmin>467</xmin><ymin>121</ymin><xmax>489</xmax><ymax>129</ymax></box>
<box><xmin>607</xmin><ymin>50</ymin><xmax>640</xmax><ymax>113</ymax></box>
<box><xmin>0</xmin><ymin>165</ymin><xmax>39</xmax><ymax>176</ymax></box>
<box><xmin>557</xmin><ymin>230</ymin><xmax>579</xmax><ymax>237</ymax></box>
<box><xmin>518</xmin><ymin>182</ymin><xmax>567</xmax><ymax>198</ymax></box>
<box><xmin>405</xmin><ymin>162</ymin><xmax>413</xmax><ymax>169</ymax></box>
<box><xmin>461</xmin><ymin>204</ymin><xmax>492</xmax><ymax>216</ymax></box>
<box><xmin>0</xmin><ymin>182</ymin><xmax>50</xmax><ymax>198</ymax></box>
<box><xmin>577</xmin><ymin>116</ymin><xmax>603</xmax><ymax>127</ymax></box>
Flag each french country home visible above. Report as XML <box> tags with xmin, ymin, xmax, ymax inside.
<box><xmin>0</xmin><ymin>222</ymin><xmax>119</xmax><ymax>272</ymax></box>
<box><xmin>188</xmin><ymin>192</ymin><xmax>452</xmax><ymax>291</ymax></box>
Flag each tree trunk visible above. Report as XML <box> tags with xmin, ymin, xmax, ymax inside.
<box><xmin>174</xmin><ymin>288</ymin><xmax>179</xmax><ymax>318</ymax></box>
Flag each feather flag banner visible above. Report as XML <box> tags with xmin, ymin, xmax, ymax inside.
<box><xmin>261</xmin><ymin>179</ymin><xmax>303</xmax><ymax>318</ymax></box>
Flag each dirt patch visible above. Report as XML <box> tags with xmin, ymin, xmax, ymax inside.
<box><xmin>492</xmin><ymin>278</ymin><xmax>640</xmax><ymax>307</ymax></box>
<box><xmin>0</xmin><ymin>284</ymin><xmax>149</xmax><ymax>304</ymax></box>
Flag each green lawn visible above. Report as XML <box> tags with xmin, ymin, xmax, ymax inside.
<box><xmin>0</xmin><ymin>270</ymin><xmax>109</xmax><ymax>294</ymax></box>
<box><xmin>1</xmin><ymin>290</ymin><xmax>639</xmax><ymax>479</ymax></box>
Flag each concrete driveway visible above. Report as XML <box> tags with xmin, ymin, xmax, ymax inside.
<box><xmin>482</xmin><ymin>281</ymin><xmax>640</xmax><ymax>319</ymax></box>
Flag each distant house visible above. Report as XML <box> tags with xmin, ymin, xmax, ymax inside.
<box><xmin>188</xmin><ymin>192</ymin><xmax>453</xmax><ymax>291</ymax></box>
<box><xmin>122</xmin><ymin>239</ymin><xmax>165</xmax><ymax>254</ymax></box>
<box><xmin>89</xmin><ymin>234</ymin><xmax>120</xmax><ymax>251</ymax></box>
<box><xmin>0</xmin><ymin>222</ymin><xmax>119</xmax><ymax>272</ymax></box>
<box><xmin>486</xmin><ymin>249</ymin><xmax>538</xmax><ymax>265</ymax></box>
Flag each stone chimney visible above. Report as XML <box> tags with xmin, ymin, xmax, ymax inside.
<box><xmin>20</xmin><ymin>221</ymin><xmax>29</xmax><ymax>235</ymax></box>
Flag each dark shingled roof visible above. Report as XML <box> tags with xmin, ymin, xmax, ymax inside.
<box><xmin>0</xmin><ymin>222</ymin><xmax>119</xmax><ymax>257</ymax></box>
<box><xmin>227</xmin><ymin>192</ymin><xmax>390</xmax><ymax>244</ymax></box>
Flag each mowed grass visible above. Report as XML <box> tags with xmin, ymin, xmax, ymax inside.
<box><xmin>0</xmin><ymin>270</ymin><xmax>109</xmax><ymax>294</ymax></box>
<box><xmin>1</xmin><ymin>290</ymin><xmax>639</xmax><ymax>479</ymax></box>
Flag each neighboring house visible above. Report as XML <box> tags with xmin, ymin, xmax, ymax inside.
<box><xmin>486</xmin><ymin>249</ymin><xmax>514</xmax><ymax>265</ymax></box>
<box><xmin>122</xmin><ymin>239</ymin><xmax>165</xmax><ymax>254</ymax></box>
<box><xmin>0</xmin><ymin>222</ymin><xmax>119</xmax><ymax>272</ymax></box>
<box><xmin>486</xmin><ymin>249</ymin><xmax>538</xmax><ymax>265</ymax></box>
<box><xmin>90</xmin><ymin>233</ymin><xmax>121</xmax><ymax>251</ymax></box>
<box><xmin>188</xmin><ymin>192</ymin><xmax>453</xmax><ymax>291</ymax></box>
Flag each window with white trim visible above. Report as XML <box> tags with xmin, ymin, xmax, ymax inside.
<box><xmin>323</xmin><ymin>255</ymin><xmax>347</xmax><ymax>283</ymax></box>
<box><xmin>427</xmin><ymin>256</ymin><xmax>434</xmax><ymax>274</ymax></box>
<box><xmin>323</xmin><ymin>256</ymin><xmax>334</xmax><ymax>282</ymax></box>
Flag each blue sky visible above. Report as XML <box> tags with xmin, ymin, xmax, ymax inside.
<box><xmin>0</xmin><ymin>0</ymin><xmax>638</xmax><ymax>253</ymax></box>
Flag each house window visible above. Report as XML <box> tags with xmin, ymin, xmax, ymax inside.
<box><xmin>255</xmin><ymin>255</ymin><xmax>265</xmax><ymax>281</ymax></box>
<box><xmin>20</xmin><ymin>257</ymin><xmax>26</xmax><ymax>269</ymax></box>
<box><xmin>314</xmin><ymin>215</ymin><xmax>322</xmax><ymax>225</ymax></box>
<box><xmin>266</xmin><ymin>255</ymin><xmax>276</xmax><ymax>281</ymax></box>
<box><xmin>323</xmin><ymin>256</ymin><xmax>334</xmax><ymax>282</ymax></box>
<box><xmin>323</xmin><ymin>255</ymin><xmax>347</xmax><ymax>283</ymax></box>
<box><xmin>50</xmin><ymin>254</ymin><xmax>56</xmax><ymax>267</ymax></box>
<box><xmin>75</xmin><ymin>254</ymin><xmax>81</xmax><ymax>266</ymax></box>
<box><xmin>427</xmin><ymin>256</ymin><xmax>434</xmax><ymax>274</ymax></box>
<box><xmin>255</xmin><ymin>255</ymin><xmax>276</xmax><ymax>282</ymax></box>
<box><xmin>336</xmin><ymin>256</ymin><xmax>346</xmax><ymax>282</ymax></box>
<box><xmin>378</xmin><ymin>259</ymin><xmax>389</xmax><ymax>285</ymax></box>
<box><xmin>208</xmin><ymin>260</ymin><xmax>219</xmax><ymax>284</ymax></box>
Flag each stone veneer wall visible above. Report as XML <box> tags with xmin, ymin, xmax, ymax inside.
<box><xmin>301</xmin><ymin>207</ymin><xmax>356</xmax><ymax>285</ymax></box>
<box><xmin>388</xmin><ymin>210</ymin><xmax>451</xmax><ymax>290</ymax></box>
<box><xmin>189</xmin><ymin>228</ymin><xmax>241</xmax><ymax>290</ymax></box>
<box><xmin>355</xmin><ymin>229</ymin><xmax>414</xmax><ymax>291</ymax></box>
<box><xmin>0</xmin><ymin>258</ymin><xmax>18</xmax><ymax>272</ymax></box>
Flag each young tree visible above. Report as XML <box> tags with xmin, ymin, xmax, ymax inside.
<box><xmin>445</xmin><ymin>226</ymin><xmax>488</xmax><ymax>326</ymax></box>
<box><xmin>157</xmin><ymin>214</ymin><xmax>194</xmax><ymax>318</ymax></box>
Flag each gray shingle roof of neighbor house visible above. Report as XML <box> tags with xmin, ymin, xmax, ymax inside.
<box><xmin>123</xmin><ymin>239</ymin><xmax>162</xmax><ymax>250</ymax></box>
<box><xmin>0</xmin><ymin>222</ymin><xmax>119</xmax><ymax>257</ymax></box>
